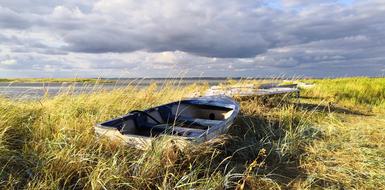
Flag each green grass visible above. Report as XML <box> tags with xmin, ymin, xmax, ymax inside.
<box><xmin>0</xmin><ymin>78</ymin><xmax>384</xmax><ymax>189</ymax></box>
<box><xmin>301</xmin><ymin>77</ymin><xmax>385</xmax><ymax>112</ymax></box>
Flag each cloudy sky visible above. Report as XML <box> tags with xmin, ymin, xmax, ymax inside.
<box><xmin>0</xmin><ymin>0</ymin><xmax>385</xmax><ymax>78</ymax></box>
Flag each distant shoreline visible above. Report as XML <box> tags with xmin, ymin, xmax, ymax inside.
<box><xmin>1</xmin><ymin>76</ymin><xmax>383</xmax><ymax>83</ymax></box>
<box><xmin>0</xmin><ymin>78</ymin><xmax>114</xmax><ymax>83</ymax></box>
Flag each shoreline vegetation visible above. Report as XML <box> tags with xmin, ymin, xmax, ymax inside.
<box><xmin>0</xmin><ymin>77</ymin><xmax>384</xmax><ymax>189</ymax></box>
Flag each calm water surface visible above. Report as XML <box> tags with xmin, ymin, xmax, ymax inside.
<box><xmin>0</xmin><ymin>79</ymin><xmax>226</xmax><ymax>99</ymax></box>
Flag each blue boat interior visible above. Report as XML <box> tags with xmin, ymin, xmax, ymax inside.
<box><xmin>99</xmin><ymin>99</ymin><xmax>235</xmax><ymax>138</ymax></box>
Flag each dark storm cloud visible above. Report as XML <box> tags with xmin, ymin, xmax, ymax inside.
<box><xmin>55</xmin><ymin>0</ymin><xmax>272</xmax><ymax>58</ymax></box>
<box><xmin>1</xmin><ymin>0</ymin><xmax>385</xmax><ymax>77</ymax></box>
<box><xmin>54</xmin><ymin>0</ymin><xmax>385</xmax><ymax>60</ymax></box>
<box><xmin>0</xmin><ymin>6</ymin><xmax>35</xmax><ymax>29</ymax></box>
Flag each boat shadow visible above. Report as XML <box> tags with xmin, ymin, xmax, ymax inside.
<box><xmin>206</xmin><ymin>100</ymin><xmax>372</xmax><ymax>187</ymax></box>
<box><xmin>204</xmin><ymin>113</ymin><xmax>311</xmax><ymax>187</ymax></box>
<box><xmin>294</xmin><ymin>102</ymin><xmax>372</xmax><ymax>116</ymax></box>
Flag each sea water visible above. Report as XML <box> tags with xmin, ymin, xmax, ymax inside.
<box><xmin>0</xmin><ymin>78</ymin><xmax>227</xmax><ymax>99</ymax></box>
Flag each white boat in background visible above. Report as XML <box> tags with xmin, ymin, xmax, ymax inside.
<box><xmin>297</xmin><ymin>82</ymin><xmax>315</xmax><ymax>89</ymax></box>
<box><xmin>205</xmin><ymin>83</ymin><xmax>300</xmax><ymax>98</ymax></box>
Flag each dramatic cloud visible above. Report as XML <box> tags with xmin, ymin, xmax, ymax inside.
<box><xmin>0</xmin><ymin>0</ymin><xmax>385</xmax><ymax>77</ymax></box>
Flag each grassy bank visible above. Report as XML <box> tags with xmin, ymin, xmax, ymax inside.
<box><xmin>0</xmin><ymin>78</ymin><xmax>384</xmax><ymax>189</ymax></box>
<box><xmin>302</xmin><ymin>77</ymin><xmax>385</xmax><ymax>112</ymax></box>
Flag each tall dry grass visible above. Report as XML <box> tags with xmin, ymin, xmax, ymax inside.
<box><xmin>0</xmin><ymin>78</ymin><xmax>384</xmax><ymax>189</ymax></box>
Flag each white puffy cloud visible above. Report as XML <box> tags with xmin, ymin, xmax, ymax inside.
<box><xmin>0</xmin><ymin>59</ymin><xmax>16</xmax><ymax>65</ymax></box>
